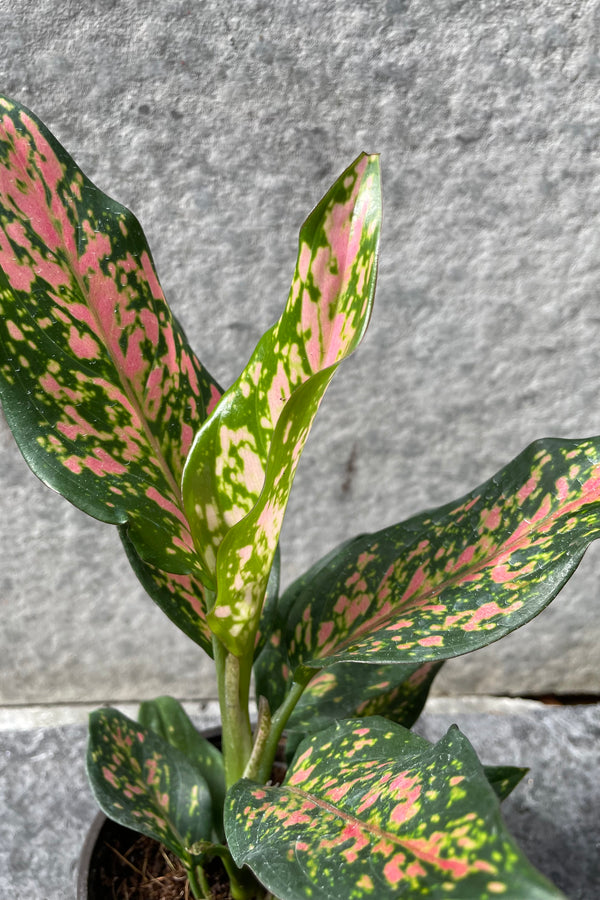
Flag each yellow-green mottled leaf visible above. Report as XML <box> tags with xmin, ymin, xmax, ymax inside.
<box><xmin>225</xmin><ymin>718</ymin><xmax>564</xmax><ymax>900</ymax></box>
<box><xmin>87</xmin><ymin>707</ymin><xmax>213</xmax><ymax>862</ymax></box>
<box><xmin>182</xmin><ymin>153</ymin><xmax>381</xmax><ymax>656</ymax></box>
<box><xmin>137</xmin><ymin>696</ymin><xmax>226</xmax><ymax>841</ymax></box>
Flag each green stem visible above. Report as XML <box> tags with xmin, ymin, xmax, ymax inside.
<box><xmin>213</xmin><ymin>634</ymin><xmax>253</xmax><ymax>787</ymax></box>
<box><xmin>252</xmin><ymin>668</ymin><xmax>318</xmax><ymax>784</ymax></box>
<box><xmin>186</xmin><ymin>860</ymin><xmax>210</xmax><ymax>899</ymax></box>
<box><xmin>222</xmin><ymin>856</ymin><xmax>263</xmax><ymax>900</ymax></box>
<box><xmin>200</xmin><ymin>844</ymin><xmax>263</xmax><ymax>900</ymax></box>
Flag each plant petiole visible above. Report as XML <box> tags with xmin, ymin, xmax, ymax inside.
<box><xmin>251</xmin><ymin>668</ymin><xmax>318</xmax><ymax>784</ymax></box>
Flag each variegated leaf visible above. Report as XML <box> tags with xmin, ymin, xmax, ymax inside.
<box><xmin>0</xmin><ymin>95</ymin><xmax>220</xmax><ymax>576</ymax></box>
<box><xmin>120</xmin><ymin>527</ymin><xmax>213</xmax><ymax>652</ymax></box>
<box><xmin>138</xmin><ymin>695</ymin><xmax>226</xmax><ymax>840</ymax></box>
<box><xmin>282</xmin><ymin>436</ymin><xmax>600</xmax><ymax>670</ymax></box>
<box><xmin>121</xmin><ymin>532</ymin><xmax>281</xmax><ymax>657</ymax></box>
<box><xmin>286</xmin><ymin>660</ymin><xmax>443</xmax><ymax>736</ymax></box>
<box><xmin>483</xmin><ymin>765</ymin><xmax>528</xmax><ymax>802</ymax></box>
<box><xmin>87</xmin><ymin>707</ymin><xmax>213</xmax><ymax>861</ymax></box>
<box><xmin>253</xmin><ymin>625</ymin><xmax>291</xmax><ymax>713</ymax></box>
<box><xmin>182</xmin><ymin>153</ymin><xmax>381</xmax><ymax>655</ymax></box>
<box><xmin>254</xmin><ymin>628</ymin><xmax>441</xmax><ymax>735</ymax></box>
<box><xmin>225</xmin><ymin>718</ymin><xmax>564</xmax><ymax>900</ymax></box>
<box><xmin>255</xmin><ymin>543</ymin><xmax>281</xmax><ymax>657</ymax></box>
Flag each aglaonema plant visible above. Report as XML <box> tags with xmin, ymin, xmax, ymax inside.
<box><xmin>0</xmin><ymin>94</ymin><xmax>593</xmax><ymax>899</ymax></box>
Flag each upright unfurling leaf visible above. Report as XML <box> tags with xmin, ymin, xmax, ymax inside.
<box><xmin>183</xmin><ymin>153</ymin><xmax>381</xmax><ymax>655</ymax></box>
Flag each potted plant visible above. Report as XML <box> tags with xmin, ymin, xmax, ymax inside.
<box><xmin>0</xmin><ymin>93</ymin><xmax>594</xmax><ymax>899</ymax></box>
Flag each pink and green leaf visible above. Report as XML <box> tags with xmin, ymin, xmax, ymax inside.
<box><xmin>120</xmin><ymin>527</ymin><xmax>214</xmax><ymax>653</ymax></box>
<box><xmin>225</xmin><ymin>717</ymin><xmax>564</xmax><ymax>900</ymax></box>
<box><xmin>120</xmin><ymin>531</ymin><xmax>280</xmax><ymax>658</ymax></box>
<box><xmin>87</xmin><ymin>707</ymin><xmax>214</xmax><ymax>860</ymax></box>
<box><xmin>137</xmin><ymin>695</ymin><xmax>226</xmax><ymax>840</ymax></box>
<box><xmin>286</xmin><ymin>660</ymin><xmax>443</xmax><ymax>736</ymax></box>
<box><xmin>282</xmin><ymin>436</ymin><xmax>600</xmax><ymax>670</ymax></box>
<box><xmin>0</xmin><ymin>95</ymin><xmax>220</xmax><ymax>577</ymax></box>
<box><xmin>182</xmin><ymin>153</ymin><xmax>381</xmax><ymax>655</ymax></box>
<box><xmin>254</xmin><ymin>626</ymin><xmax>442</xmax><ymax>736</ymax></box>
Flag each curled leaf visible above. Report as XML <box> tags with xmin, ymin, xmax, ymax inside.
<box><xmin>183</xmin><ymin>153</ymin><xmax>381</xmax><ymax>655</ymax></box>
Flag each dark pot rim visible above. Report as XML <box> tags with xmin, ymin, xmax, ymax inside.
<box><xmin>76</xmin><ymin>810</ymin><xmax>108</xmax><ymax>900</ymax></box>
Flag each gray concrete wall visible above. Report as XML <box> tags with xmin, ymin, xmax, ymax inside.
<box><xmin>1</xmin><ymin>0</ymin><xmax>599</xmax><ymax>704</ymax></box>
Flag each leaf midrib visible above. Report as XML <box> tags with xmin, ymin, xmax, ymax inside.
<box><xmin>266</xmin><ymin>781</ymin><xmax>480</xmax><ymax>876</ymax></box>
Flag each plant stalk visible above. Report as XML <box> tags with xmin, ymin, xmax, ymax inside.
<box><xmin>186</xmin><ymin>860</ymin><xmax>210</xmax><ymax>899</ymax></box>
<box><xmin>243</xmin><ymin>696</ymin><xmax>271</xmax><ymax>781</ymax></box>
<box><xmin>213</xmin><ymin>635</ymin><xmax>253</xmax><ymax>787</ymax></box>
<box><xmin>198</xmin><ymin>843</ymin><xmax>264</xmax><ymax>900</ymax></box>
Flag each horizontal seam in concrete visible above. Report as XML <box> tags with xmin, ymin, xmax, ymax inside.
<box><xmin>0</xmin><ymin>695</ymin><xmax>568</xmax><ymax>732</ymax></box>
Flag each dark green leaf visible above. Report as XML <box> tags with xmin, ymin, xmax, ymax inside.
<box><xmin>137</xmin><ymin>696</ymin><xmax>226</xmax><ymax>841</ymax></box>
<box><xmin>120</xmin><ymin>528</ymin><xmax>213</xmax><ymax>653</ymax></box>
<box><xmin>255</xmin><ymin>543</ymin><xmax>281</xmax><ymax>659</ymax></box>
<box><xmin>286</xmin><ymin>660</ymin><xmax>443</xmax><ymax>735</ymax></box>
<box><xmin>484</xmin><ymin>765</ymin><xmax>529</xmax><ymax>802</ymax></box>
<box><xmin>87</xmin><ymin>707</ymin><xmax>213</xmax><ymax>860</ymax></box>
<box><xmin>255</xmin><ymin>622</ymin><xmax>441</xmax><ymax>736</ymax></box>
<box><xmin>253</xmin><ymin>625</ymin><xmax>292</xmax><ymax>715</ymax></box>
<box><xmin>226</xmin><ymin>717</ymin><xmax>564</xmax><ymax>899</ymax></box>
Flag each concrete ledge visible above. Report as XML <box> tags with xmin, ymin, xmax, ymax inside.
<box><xmin>0</xmin><ymin>698</ymin><xmax>597</xmax><ymax>898</ymax></box>
<box><xmin>0</xmin><ymin>699</ymin><xmax>224</xmax><ymax>732</ymax></box>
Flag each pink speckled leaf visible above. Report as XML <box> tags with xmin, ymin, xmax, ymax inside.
<box><xmin>282</xmin><ymin>436</ymin><xmax>600</xmax><ymax>670</ymax></box>
<box><xmin>225</xmin><ymin>717</ymin><xmax>563</xmax><ymax>899</ymax></box>
<box><xmin>0</xmin><ymin>96</ymin><xmax>220</xmax><ymax>581</ymax></box>
<box><xmin>286</xmin><ymin>660</ymin><xmax>443</xmax><ymax>737</ymax></box>
<box><xmin>120</xmin><ymin>528</ymin><xmax>215</xmax><ymax>652</ymax></box>
<box><xmin>254</xmin><ymin>623</ymin><xmax>442</xmax><ymax>737</ymax></box>
<box><xmin>182</xmin><ymin>154</ymin><xmax>381</xmax><ymax>655</ymax></box>
<box><xmin>137</xmin><ymin>695</ymin><xmax>226</xmax><ymax>841</ymax></box>
<box><xmin>120</xmin><ymin>531</ymin><xmax>281</xmax><ymax>657</ymax></box>
<box><xmin>87</xmin><ymin>707</ymin><xmax>214</xmax><ymax>864</ymax></box>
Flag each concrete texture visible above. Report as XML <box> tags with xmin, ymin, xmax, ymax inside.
<box><xmin>1</xmin><ymin>0</ymin><xmax>600</xmax><ymax>703</ymax></box>
<box><xmin>0</xmin><ymin>699</ymin><xmax>597</xmax><ymax>899</ymax></box>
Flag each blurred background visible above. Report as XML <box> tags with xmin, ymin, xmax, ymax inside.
<box><xmin>1</xmin><ymin>0</ymin><xmax>599</xmax><ymax>709</ymax></box>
